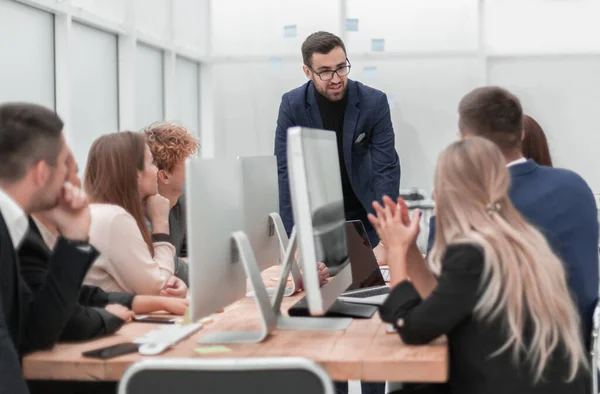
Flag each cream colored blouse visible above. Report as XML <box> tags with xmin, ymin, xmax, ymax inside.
<box><xmin>84</xmin><ymin>203</ymin><xmax>175</xmax><ymax>294</ymax></box>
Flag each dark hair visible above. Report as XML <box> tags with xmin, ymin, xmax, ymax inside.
<box><xmin>84</xmin><ymin>131</ymin><xmax>154</xmax><ymax>256</ymax></box>
<box><xmin>0</xmin><ymin>102</ymin><xmax>64</xmax><ymax>182</ymax></box>
<box><xmin>301</xmin><ymin>31</ymin><xmax>346</xmax><ymax>67</ymax></box>
<box><xmin>522</xmin><ymin>115</ymin><xmax>553</xmax><ymax>167</ymax></box>
<box><xmin>458</xmin><ymin>86</ymin><xmax>523</xmax><ymax>155</ymax></box>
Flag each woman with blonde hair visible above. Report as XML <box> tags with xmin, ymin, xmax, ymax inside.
<box><xmin>371</xmin><ymin>137</ymin><xmax>589</xmax><ymax>394</ymax></box>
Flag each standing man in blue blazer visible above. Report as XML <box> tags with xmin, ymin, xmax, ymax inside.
<box><xmin>275</xmin><ymin>31</ymin><xmax>401</xmax><ymax>257</ymax></box>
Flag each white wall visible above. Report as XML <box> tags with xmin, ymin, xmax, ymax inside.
<box><xmin>211</xmin><ymin>0</ymin><xmax>341</xmax><ymax>58</ymax></box>
<box><xmin>4</xmin><ymin>0</ymin><xmax>600</xmax><ymax>194</ymax></box>
<box><xmin>136</xmin><ymin>43</ymin><xmax>165</xmax><ymax>129</ymax></box>
<box><xmin>70</xmin><ymin>22</ymin><xmax>119</xmax><ymax>170</ymax></box>
<box><xmin>489</xmin><ymin>56</ymin><xmax>600</xmax><ymax>192</ymax></box>
<box><xmin>0</xmin><ymin>0</ymin><xmax>55</xmax><ymax>108</ymax></box>
<box><xmin>1</xmin><ymin>0</ymin><xmax>206</xmax><ymax>171</ymax></box>
<box><xmin>211</xmin><ymin>0</ymin><xmax>600</xmax><ymax>195</ymax></box>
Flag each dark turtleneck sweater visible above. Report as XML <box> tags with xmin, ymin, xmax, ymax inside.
<box><xmin>314</xmin><ymin>89</ymin><xmax>365</xmax><ymax>218</ymax></box>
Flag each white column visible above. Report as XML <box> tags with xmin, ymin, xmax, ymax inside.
<box><xmin>200</xmin><ymin>0</ymin><xmax>215</xmax><ymax>158</ymax></box>
<box><xmin>117</xmin><ymin>0</ymin><xmax>136</xmax><ymax>131</ymax></box>
<box><xmin>54</xmin><ymin>10</ymin><xmax>73</xmax><ymax>144</ymax></box>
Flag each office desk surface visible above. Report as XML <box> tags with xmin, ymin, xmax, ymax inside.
<box><xmin>23</xmin><ymin>269</ymin><xmax>448</xmax><ymax>383</ymax></box>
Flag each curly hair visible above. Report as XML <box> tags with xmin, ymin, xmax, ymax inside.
<box><xmin>143</xmin><ymin>122</ymin><xmax>200</xmax><ymax>173</ymax></box>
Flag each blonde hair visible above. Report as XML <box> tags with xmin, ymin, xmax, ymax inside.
<box><xmin>430</xmin><ymin>136</ymin><xmax>587</xmax><ymax>382</ymax></box>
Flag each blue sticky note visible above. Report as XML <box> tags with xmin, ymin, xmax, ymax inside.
<box><xmin>372</xmin><ymin>39</ymin><xmax>385</xmax><ymax>52</ymax></box>
<box><xmin>269</xmin><ymin>57</ymin><xmax>283</xmax><ymax>71</ymax></box>
<box><xmin>284</xmin><ymin>25</ymin><xmax>297</xmax><ymax>38</ymax></box>
<box><xmin>364</xmin><ymin>66</ymin><xmax>378</xmax><ymax>79</ymax></box>
<box><xmin>346</xmin><ymin>18</ymin><xmax>359</xmax><ymax>32</ymax></box>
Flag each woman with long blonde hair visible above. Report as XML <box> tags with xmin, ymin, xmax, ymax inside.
<box><xmin>372</xmin><ymin>137</ymin><xmax>589</xmax><ymax>394</ymax></box>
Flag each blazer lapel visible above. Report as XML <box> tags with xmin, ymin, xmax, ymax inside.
<box><xmin>343</xmin><ymin>80</ymin><xmax>360</xmax><ymax>178</ymax></box>
<box><xmin>306</xmin><ymin>82</ymin><xmax>324</xmax><ymax>130</ymax></box>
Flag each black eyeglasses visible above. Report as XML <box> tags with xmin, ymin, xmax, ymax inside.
<box><xmin>308</xmin><ymin>59</ymin><xmax>351</xmax><ymax>81</ymax></box>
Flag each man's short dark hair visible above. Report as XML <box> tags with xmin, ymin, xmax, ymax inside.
<box><xmin>0</xmin><ymin>103</ymin><xmax>64</xmax><ymax>183</ymax></box>
<box><xmin>458</xmin><ymin>86</ymin><xmax>524</xmax><ymax>155</ymax></box>
<box><xmin>302</xmin><ymin>31</ymin><xmax>346</xmax><ymax>67</ymax></box>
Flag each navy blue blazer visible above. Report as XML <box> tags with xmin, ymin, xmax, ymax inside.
<box><xmin>427</xmin><ymin>160</ymin><xmax>599</xmax><ymax>344</ymax></box>
<box><xmin>274</xmin><ymin>80</ymin><xmax>400</xmax><ymax>246</ymax></box>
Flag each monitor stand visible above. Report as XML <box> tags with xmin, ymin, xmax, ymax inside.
<box><xmin>271</xmin><ymin>228</ymin><xmax>352</xmax><ymax>331</ymax></box>
<box><xmin>246</xmin><ymin>213</ymin><xmax>302</xmax><ymax>298</ymax></box>
<box><xmin>198</xmin><ymin>231</ymin><xmax>277</xmax><ymax>344</ymax></box>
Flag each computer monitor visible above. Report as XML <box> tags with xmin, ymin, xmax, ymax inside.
<box><xmin>238</xmin><ymin>155</ymin><xmax>279</xmax><ymax>271</ymax></box>
<box><xmin>287</xmin><ymin>127</ymin><xmax>353</xmax><ymax>316</ymax></box>
<box><xmin>186</xmin><ymin>156</ymin><xmax>277</xmax><ymax>343</ymax></box>
<box><xmin>185</xmin><ymin>157</ymin><xmax>247</xmax><ymax>322</ymax></box>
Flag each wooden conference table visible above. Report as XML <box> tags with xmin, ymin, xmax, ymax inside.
<box><xmin>23</xmin><ymin>268</ymin><xmax>448</xmax><ymax>383</ymax></box>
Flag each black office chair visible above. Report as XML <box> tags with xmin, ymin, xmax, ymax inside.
<box><xmin>118</xmin><ymin>357</ymin><xmax>334</xmax><ymax>394</ymax></box>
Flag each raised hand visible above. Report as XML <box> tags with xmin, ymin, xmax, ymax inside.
<box><xmin>368</xmin><ymin>196</ymin><xmax>420</xmax><ymax>253</ymax></box>
<box><xmin>45</xmin><ymin>182</ymin><xmax>91</xmax><ymax>241</ymax></box>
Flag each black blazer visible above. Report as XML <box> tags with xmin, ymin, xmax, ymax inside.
<box><xmin>0</xmin><ymin>211</ymin><xmax>99</xmax><ymax>394</ymax></box>
<box><xmin>379</xmin><ymin>244</ymin><xmax>590</xmax><ymax>394</ymax></box>
<box><xmin>18</xmin><ymin>218</ymin><xmax>135</xmax><ymax>341</ymax></box>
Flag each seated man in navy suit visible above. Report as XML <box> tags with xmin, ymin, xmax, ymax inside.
<box><xmin>427</xmin><ymin>86</ymin><xmax>598</xmax><ymax>348</ymax></box>
<box><xmin>275</xmin><ymin>31</ymin><xmax>400</xmax><ymax>256</ymax></box>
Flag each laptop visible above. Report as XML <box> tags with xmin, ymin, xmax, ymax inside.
<box><xmin>337</xmin><ymin>220</ymin><xmax>390</xmax><ymax>306</ymax></box>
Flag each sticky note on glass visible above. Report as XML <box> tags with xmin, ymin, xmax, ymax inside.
<box><xmin>364</xmin><ymin>66</ymin><xmax>378</xmax><ymax>79</ymax></box>
<box><xmin>346</xmin><ymin>18</ymin><xmax>359</xmax><ymax>32</ymax></box>
<box><xmin>194</xmin><ymin>346</ymin><xmax>232</xmax><ymax>355</ymax></box>
<box><xmin>284</xmin><ymin>25</ymin><xmax>297</xmax><ymax>38</ymax></box>
<box><xmin>372</xmin><ymin>39</ymin><xmax>385</xmax><ymax>52</ymax></box>
<box><xmin>269</xmin><ymin>57</ymin><xmax>283</xmax><ymax>71</ymax></box>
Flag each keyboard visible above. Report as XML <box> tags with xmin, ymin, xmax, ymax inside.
<box><xmin>342</xmin><ymin>286</ymin><xmax>390</xmax><ymax>299</ymax></box>
<box><xmin>134</xmin><ymin>322</ymin><xmax>203</xmax><ymax>355</ymax></box>
<box><xmin>288</xmin><ymin>297</ymin><xmax>377</xmax><ymax>319</ymax></box>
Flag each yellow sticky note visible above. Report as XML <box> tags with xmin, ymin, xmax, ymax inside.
<box><xmin>194</xmin><ymin>346</ymin><xmax>232</xmax><ymax>355</ymax></box>
<box><xmin>177</xmin><ymin>308</ymin><xmax>191</xmax><ymax>326</ymax></box>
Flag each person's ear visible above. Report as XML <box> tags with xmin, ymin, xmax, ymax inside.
<box><xmin>157</xmin><ymin>169</ymin><xmax>170</xmax><ymax>184</ymax></box>
<box><xmin>521</xmin><ymin>130</ymin><xmax>526</xmax><ymax>141</ymax></box>
<box><xmin>302</xmin><ymin>65</ymin><xmax>312</xmax><ymax>80</ymax></box>
<box><xmin>31</xmin><ymin>160</ymin><xmax>51</xmax><ymax>188</ymax></box>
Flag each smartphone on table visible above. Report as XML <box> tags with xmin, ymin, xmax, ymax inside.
<box><xmin>133</xmin><ymin>315</ymin><xmax>178</xmax><ymax>324</ymax></box>
<box><xmin>82</xmin><ymin>342</ymin><xmax>140</xmax><ymax>359</ymax></box>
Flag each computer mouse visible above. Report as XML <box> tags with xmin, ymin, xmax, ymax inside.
<box><xmin>138</xmin><ymin>342</ymin><xmax>170</xmax><ymax>356</ymax></box>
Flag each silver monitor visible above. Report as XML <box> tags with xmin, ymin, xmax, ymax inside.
<box><xmin>287</xmin><ymin>127</ymin><xmax>353</xmax><ymax>316</ymax></box>
<box><xmin>186</xmin><ymin>157</ymin><xmax>247</xmax><ymax>321</ymax></box>
<box><xmin>238</xmin><ymin>155</ymin><xmax>279</xmax><ymax>271</ymax></box>
<box><xmin>186</xmin><ymin>156</ymin><xmax>277</xmax><ymax>343</ymax></box>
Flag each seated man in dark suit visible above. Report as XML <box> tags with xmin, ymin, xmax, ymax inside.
<box><xmin>274</xmin><ymin>31</ymin><xmax>401</xmax><ymax>253</ymax></box>
<box><xmin>144</xmin><ymin>122</ymin><xmax>200</xmax><ymax>286</ymax></box>
<box><xmin>0</xmin><ymin>103</ymin><xmax>99</xmax><ymax>394</ymax></box>
<box><xmin>427</xmin><ymin>87</ymin><xmax>598</xmax><ymax>347</ymax></box>
<box><xmin>275</xmin><ymin>31</ymin><xmax>398</xmax><ymax>394</ymax></box>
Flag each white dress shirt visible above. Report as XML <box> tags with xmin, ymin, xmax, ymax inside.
<box><xmin>506</xmin><ymin>157</ymin><xmax>527</xmax><ymax>168</ymax></box>
<box><xmin>0</xmin><ymin>188</ymin><xmax>28</xmax><ymax>249</ymax></box>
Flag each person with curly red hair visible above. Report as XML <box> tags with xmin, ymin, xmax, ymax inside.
<box><xmin>144</xmin><ymin>122</ymin><xmax>200</xmax><ymax>285</ymax></box>
<box><xmin>144</xmin><ymin>122</ymin><xmax>200</xmax><ymax>208</ymax></box>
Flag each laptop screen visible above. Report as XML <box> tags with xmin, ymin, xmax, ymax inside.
<box><xmin>345</xmin><ymin>221</ymin><xmax>386</xmax><ymax>291</ymax></box>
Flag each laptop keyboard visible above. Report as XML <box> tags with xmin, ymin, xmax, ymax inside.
<box><xmin>342</xmin><ymin>286</ymin><xmax>390</xmax><ymax>299</ymax></box>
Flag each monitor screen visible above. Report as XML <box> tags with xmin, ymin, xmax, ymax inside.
<box><xmin>302</xmin><ymin>132</ymin><xmax>349</xmax><ymax>276</ymax></box>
